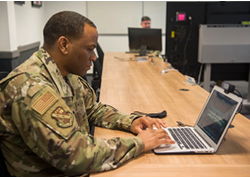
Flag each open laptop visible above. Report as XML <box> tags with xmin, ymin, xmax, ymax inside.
<box><xmin>154</xmin><ymin>85</ymin><xmax>243</xmax><ymax>154</ymax></box>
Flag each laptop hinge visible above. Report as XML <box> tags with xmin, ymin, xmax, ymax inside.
<box><xmin>193</xmin><ymin>128</ymin><xmax>212</xmax><ymax>148</ymax></box>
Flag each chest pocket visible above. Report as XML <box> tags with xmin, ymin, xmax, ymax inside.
<box><xmin>25</xmin><ymin>84</ymin><xmax>78</xmax><ymax>140</ymax></box>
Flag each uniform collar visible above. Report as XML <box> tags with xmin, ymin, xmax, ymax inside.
<box><xmin>37</xmin><ymin>48</ymin><xmax>73</xmax><ymax>98</ymax></box>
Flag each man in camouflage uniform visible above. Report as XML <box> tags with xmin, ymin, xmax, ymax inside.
<box><xmin>0</xmin><ymin>11</ymin><xmax>174</xmax><ymax>176</ymax></box>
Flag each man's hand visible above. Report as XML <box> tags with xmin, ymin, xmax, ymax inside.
<box><xmin>131</xmin><ymin>116</ymin><xmax>167</xmax><ymax>134</ymax></box>
<box><xmin>137</xmin><ymin>128</ymin><xmax>175</xmax><ymax>152</ymax></box>
<box><xmin>130</xmin><ymin>116</ymin><xmax>175</xmax><ymax>152</ymax></box>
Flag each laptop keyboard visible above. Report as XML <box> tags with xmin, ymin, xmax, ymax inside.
<box><xmin>168</xmin><ymin>128</ymin><xmax>207</xmax><ymax>150</ymax></box>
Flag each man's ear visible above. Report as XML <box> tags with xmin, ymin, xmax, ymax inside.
<box><xmin>58</xmin><ymin>36</ymin><xmax>70</xmax><ymax>55</ymax></box>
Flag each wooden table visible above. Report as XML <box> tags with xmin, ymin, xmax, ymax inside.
<box><xmin>91</xmin><ymin>52</ymin><xmax>250</xmax><ymax>177</ymax></box>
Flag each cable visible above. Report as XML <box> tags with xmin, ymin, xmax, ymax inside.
<box><xmin>176</xmin><ymin>121</ymin><xmax>192</xmax><ymax>127</ymax></box>
<box><xmin>114</xmin><ymin>56</ymin><xmax>136</xmax><ymax>61</ymax></box>
<box><xmin>182</xmin><ymin>16</ymin><xmax>192</xmax><ymax>74</ymax></box>
<box><xmin>168</xmin><ymin>16</ymin><xmax>178</xmax><ymax>64</ymax></box>
<box><xmin>234</xmin><ymin>89</ymin><xmax>242</xmax><ymax>98</ymax></box>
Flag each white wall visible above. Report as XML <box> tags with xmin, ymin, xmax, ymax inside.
<box><xmin>98</xmin><ymin>36</ymin><xmax>129</xmax><ymax>52</ymax></box>
<box><xmin>14</xmin><ymin>1</ymin><xmax>45</xmax><ymax>47</ymax></box>
<box><xmin>0</xmin><ymin>1</ymin><xmax>11</xmax><ymax>51</ymax></box>
<box><xmin>0</xmin><ymin>1</ymin><xmax>17</xmax><ymax>51</ymax></box>
<box><xmin>43</xmin><ymin>1</ymin><xmax>87</xmax><ymax>25</ymax></box>
<box><xmin>14</xmin><ymin>1</ymin><xmax>87</xmax><ymax>47</ymax></box>
<box><xmin>87</xmin><ymin>1</ymin><xmax>166</xmax><ymax>54</ymax></box>
<box><xmin>87</xmin><ymin>1</ymin><xmax>143</xmax><ymax>34</ymax></box>
<box><xmin>1</xmin><ymin>1</ymin><xmax>167</xmax><ymax>54</ymax></box>
<box><xmin>144</xmin><ymin>1</ymin><xmax>166</xmax><ymax>33</ymax></box>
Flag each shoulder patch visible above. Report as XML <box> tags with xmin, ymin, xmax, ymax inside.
<box><xmin>29</xmin><ymin>87</ymin><xmax>77</xmax><ymax>139</ymax></box>
<box><xmin>51</xmin><ymin>106</ymin><xmax>73</xmax><ymax>128</ymax></box>
<box><xmin>28</xmin><ymin>84</ymin><xmax>43</xmax><ymax>97</ymax></box>
<box><xmin>32</xmin><ymin>89</ymin><xmax>58</xmax><ymax>115</ymax></box>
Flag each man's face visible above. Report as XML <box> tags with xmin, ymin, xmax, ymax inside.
<box><xmin>66</xmin><ymin>24</ymin><xmax>98</xmax><ymax>77</ymax></box>
<box><xmin>141</xmin><ymin>20</ymin><xmax>151</xmax><ymax>28</ymax></box>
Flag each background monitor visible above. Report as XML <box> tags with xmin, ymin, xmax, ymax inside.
<box><xmin>128</xmin><ymin>28</ymin><xmax>162</xmax><ymax>51</ymax></box>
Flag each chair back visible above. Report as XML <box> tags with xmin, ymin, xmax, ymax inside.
<box><xmin>91</xmin><ymin>43</ymin><xmax>104</xmax><ymax>102</ymax></box>
<box><xmin>0</xmin><ymin>71</ymin><xmax>9</xmax><ymax>81</ymax></box>
<box><xmin>96</xmin><ymin>43</ymin><xmax>104</xmax><ymax>67</ymax></box>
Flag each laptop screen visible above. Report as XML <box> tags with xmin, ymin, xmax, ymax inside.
<box><xmin>197</xmin><ymin>90</ymin><xmax>238</xmax><ymax>144</ymax></box>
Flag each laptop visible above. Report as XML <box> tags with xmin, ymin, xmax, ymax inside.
<box><xmin>154</xmin><ymin>85</ymin><xmax>243</xmax><ymax>154</ymax></box>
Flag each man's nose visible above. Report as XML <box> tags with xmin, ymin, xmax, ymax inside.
<box><xmin>91</xmin><ymin>52</ymin><xmax>97</xmax><ymax>61</ymax></box>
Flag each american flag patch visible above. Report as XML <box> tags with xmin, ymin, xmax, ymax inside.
<box><xmin>32</xmin><ymin>90</ymin><xmax>58</xmax><ymax>115</ymax></box>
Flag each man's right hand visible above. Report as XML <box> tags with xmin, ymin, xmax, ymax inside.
<box><xmin>137</xmin><ymin>128</ymin><xmax>175</xmax><ymax>152</ymax></box>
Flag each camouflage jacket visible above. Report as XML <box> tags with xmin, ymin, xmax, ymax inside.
<box><xmin>0</xmin><ymin>48</ymin><xmax>144</xmax><ymax>176</ymax></box>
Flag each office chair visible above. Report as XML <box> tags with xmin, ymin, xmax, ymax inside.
<box><xmin>91</xmin><ymin>43</ymin><xmax>104</xmax><ymax>102</ymax></box>
<box><xmin>96</xmin><ymin>43</ymin><xmax>104</xmax><ymax>67</ymax></box>
<box><xmin>0</xmin><ymin>71</ymin><xmax>9</xmax><ymax>81</ymax></box>
<box><xmin>91</xmin><ymin>59</ymin><xmax>102</xmax><ymax>102</ymax></box>
<box><xmin>81</xmin><ymin>43</ymin><xmax>104</xmax><ymax>86</ymax></box>
<box><xmin>0</xmin><ymin>147</ymin><xmax>11</xmax><ymax>176</ymax></box>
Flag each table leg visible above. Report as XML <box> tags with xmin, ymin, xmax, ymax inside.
<box><xmin>203</xmin><ymin>64</ymin><xmax>211</xmax><ymax>92</ymax></box>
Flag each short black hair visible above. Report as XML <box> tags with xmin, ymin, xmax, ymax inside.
<box><xmin>141</xmin><ymin>16</ymin><xmax>151</xmax><ymax>22</ymax></box>
<box><xmin>43</xmin><ymin>11</ymin><xmax>96</xmax><ymax>46</ymax></box>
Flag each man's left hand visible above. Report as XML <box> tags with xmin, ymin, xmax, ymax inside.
<box><xmin>131</xmin><ymin>116</ymin><xmax>167</xmax><ymax>134</ymax></box>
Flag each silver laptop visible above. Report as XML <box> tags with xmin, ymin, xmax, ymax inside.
<box><xmin>154</xmin><ymin>85</ymin><xmax>243</xmax><ymax>154</ymax></box>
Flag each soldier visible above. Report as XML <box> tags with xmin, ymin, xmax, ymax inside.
<box><xmin>0</xmin><ymin>11</ymin><xmax>174</xmax><ymax>176</ymax></box>
<box><xmin>141</xmin><ymin>16</ymin><xmax>151</xmax><ymax>28</ymax></box>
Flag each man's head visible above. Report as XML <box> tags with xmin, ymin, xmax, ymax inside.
<box><xmin>43</xmin><ymin>11</ymin><xmax>98</xmax><ymax>77</ymax></box>
<box><xmin>141</xmin><ymin>16</ymin><xmax>151</xmax><ymax>28</ymax></box>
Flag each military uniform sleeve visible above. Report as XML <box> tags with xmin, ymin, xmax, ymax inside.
<box><xmin>15</xmin><ymin>81</ymin><xmax>144</xmax><ymax>176</ymax></box>
<box><xmin>79</xmin><ymin>78</ymin><xmax>140</xmax><ymax>131</ymax></box>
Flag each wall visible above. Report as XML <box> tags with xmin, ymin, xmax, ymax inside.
<box><xmin>14</xmin><ymin>1</ymin><xmax>87</xmax><ymax>48</ymax></box>
<box><xmin>0</xmin><ymin>1</ymin><xmax>17</xmax><ymax>51</ymax></box>
<box><xmin>14</xmin><ymin>1</ymin><xmax>45</xmax><ymax>47</ymax></box>
<box><xmin>87</xmin><ymin>1</ymin><xmax>166</xmax><ymax>53</ymax></box>
<box><xmin>43</xmin><ymin>1</ymin><xmax>87</xmax><ymax>26</ymax></box>
<box><xmin>1</xmin><ymin>1</ymin><xmax>167</xmax><ymax>53</ymax></box>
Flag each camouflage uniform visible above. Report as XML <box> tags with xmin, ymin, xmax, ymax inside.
<box><xmin>0</xmin><ymin>48</ymin><xmax>144</xmax><ymax>176</ymax></box>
